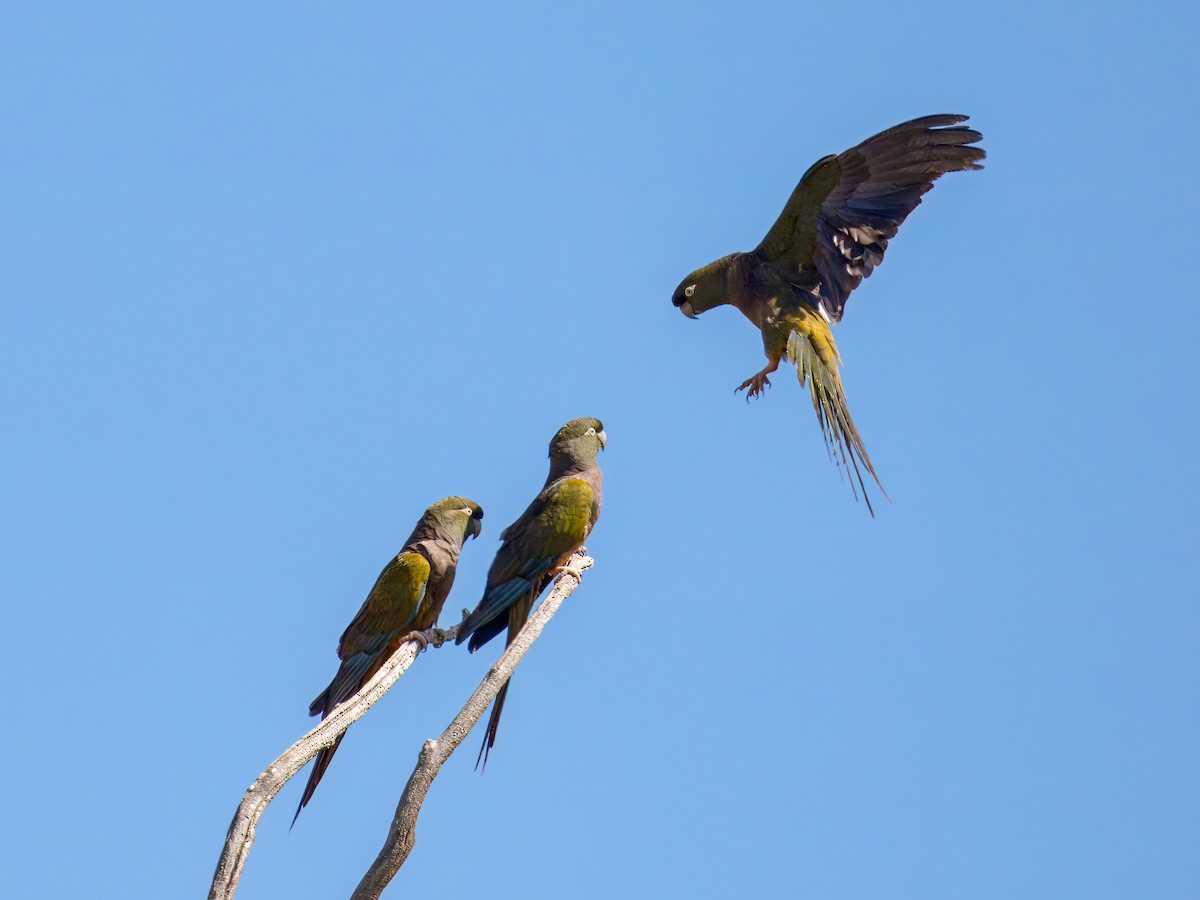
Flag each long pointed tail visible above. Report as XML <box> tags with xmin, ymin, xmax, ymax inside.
<box><xmin>291</xmin><ymin>731</ymin><xmax>347</xmax><ymax>828</ymax></box>
<box><xmin>476</xmin><ymin>679</ymin><xmax>511</xmax><ymax>770</ymax></box>
<box><xmin>476</xmin><ymin>591</ymin><xmax>534</xmax><ymax>770</ymax></box>
<box><xmin>786</xmin><ymin>328</ymin><xmax>888</xmax><ymax>515</ymax></box>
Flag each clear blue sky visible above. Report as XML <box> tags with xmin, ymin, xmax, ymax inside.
<box><xmin>2</xmin><ymin>2</ymin><xmax>1197</xmax><ymax>898</ymax></box>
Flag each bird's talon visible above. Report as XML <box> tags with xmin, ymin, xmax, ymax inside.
<box><xmin>550</xmin><ymin>565</ymin><xmax>585</xmax><ymax>581</ymax></box>
<box><xmin>404</xmin><ymin>630</ymin><xmax>430</xmax><ymax>652</ymax></box>
<box><xmin>424</xmin><ymin>627</ymin><xmax>449</xmax><ymax>648</ymax></box>
<box><xmin>736</xmin><ymin>372</ymin><xmax>772</xmax><ymax>401</ymax></box>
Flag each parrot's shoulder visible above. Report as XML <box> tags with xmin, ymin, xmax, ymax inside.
<box><xmin>369</xmin><ymin>554</ymin><xmax>436</xmax><ymax>609</ymax></box>
<box><xmin>499</xmin><ymin>473</ymin><xmax>598</xmax><ymax>544</ymax></box>
<box><xmin>554</xmin><ymin>475</ymin><xmax>593</xmax><ymax>494</ymax></box>
<box><xmin>544</xmin><ymin>476</ymin><xmax>594</xmax><ymax>510</ymax></box>
<box><xmin>403</xmin><ymin>538</ymin><xmax>457</xmax><ymax>579</ymax></box>
<box><xmin>536</xmin><ymin>477</ymin><xmax>596</xmax><ymax>540</ymax></box>
<box><xmin>390</xmin><ymin>549</ymin><xmax>432</xmax><ymax>580</ymax></box>
<box><xmin>338</xmin><ymin>551</ymin><xmax>430</xmax><ymax>657</ymax></box>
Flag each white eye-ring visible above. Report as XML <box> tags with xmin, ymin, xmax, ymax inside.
<box><xmin>684</xmin><ymin>285</ymin><xmax>695</xmax><ymax>298</ymax></box>
<box><xmin>585</xmin><ymin>427</ymin><xmax>596</xmax><ymax>435</ymax></box>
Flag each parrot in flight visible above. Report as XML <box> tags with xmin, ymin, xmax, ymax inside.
<box><xmin>456</xmin><ymin>417</ymin><xmax>605</xmax><ymax>767</ymax></box>
<box><xmin>292</xmin><ymin>495</ymin><xmax>483</xmax><ymax>825</ymax></box>
<box><xmin>671</xmin><ymin>114</ymin><xmax>985</xmax><ymax>514</ymax></box>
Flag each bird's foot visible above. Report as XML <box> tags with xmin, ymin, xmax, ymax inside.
<box><xmin>403</xmin><ymin>630</ymin><xmax>430</xmax><ymax>652</ymax></box>
<box><xmin>423</xmin><ymin>627</ymin><xmax>451</xmax><ymax>648</ymax></box>
<box><xmin>550</xmin><ymin>564</ymin><xmax>585</xmax><ymax>581</ymax></box>
<box><xmin>736</xmin><ymin>371</ymin><xmax>772</xmax><ymax>401</ymax></box>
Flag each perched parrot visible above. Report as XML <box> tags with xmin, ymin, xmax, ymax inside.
<box><xmin>292</xmin><ymin>496</ymin><xmax>484</xmax><ymax>825</ymax></box>
<box><xmin>456</xmin><ymin>417</ymin><xmax>605</xmax><ymax>767</ymax></box>
<box><xmin>671</xmin><ymin>114</ymin><xmax>985</xmax><ymax>514</ymax></box>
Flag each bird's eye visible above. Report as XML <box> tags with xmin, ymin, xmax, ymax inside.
<box><xmin>684</xmin><ymin>285</ymin><xmax>695</xmax><ymax>298</ymax></box>
<box><xmin>585</xmin><ymin>427</ymin><xmax>596</xmax><ymax>435</ymax></box>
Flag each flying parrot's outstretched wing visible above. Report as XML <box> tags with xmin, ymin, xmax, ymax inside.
<box><xmin>457</xmin><ymin>477</ymin><xmax>595</xmax><ymax>765</ymax></box>
<box><xmin>755</xmin><ymin>114</ymin><xmax>985</xmax><ymax>322</ymax></box>
<box><xmin>293</xmin><ymin>550</ymin><xmax>431</xmax><ymax>824</ymax></box>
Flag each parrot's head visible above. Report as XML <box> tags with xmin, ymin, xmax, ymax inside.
<box><xmin>423</xmin><ymin>496</ymin><xmax>484</xmax><ymax>543</ymax></box>
<box><xmin>549</xmin><ymin>417</ymin><xmax>606</xmax><ymax>466</ymax></box>
<box><xmin>672</xmin><ymin>256</ymin><xmax>732</xmax><ymax>319</ymax></box>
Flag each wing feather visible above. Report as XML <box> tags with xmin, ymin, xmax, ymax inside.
<box><xmin>755</xmin><ymin>114</ymin><xmax>984</xmax><ymax>322</ymax></box>
<box><xmin>457</xmin><ymin>477</ymin><xmax>593</xmax><ymax>650</ymax></box>
<box><xmin>335</xmin><ymin>551</ymin><xmax>430</xmax><ymax>660</ymax></box>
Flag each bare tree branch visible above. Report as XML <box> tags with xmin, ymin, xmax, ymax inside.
<box><xmin>350</xmin><ymin>550</ymin><xmax>594</xmax><ymax>900</ymax></box>
<box><xmin>208</xmin><ymin>549</ymin><xmax>593</xmax><ymax>900</ymax></box>
<box><xmin>209</xmin><ymin>622</ymin><xmax>458</xmax><ymax>900</ymax></box>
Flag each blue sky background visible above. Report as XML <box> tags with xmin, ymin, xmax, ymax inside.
<box><xmin>2</xmin><ymin>2</ymin><xmax>1197</xmax><ymax>898</ymax></box>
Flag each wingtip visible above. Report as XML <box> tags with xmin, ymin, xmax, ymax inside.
<box><xmin>928</xmin><ymin>113</ymin><xmax>971</xmax><ymax>125</ymax></box>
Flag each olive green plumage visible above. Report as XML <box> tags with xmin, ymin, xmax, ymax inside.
<box><xmin>456</xmin><ymin>417</ymin><xmax>605</xmax><ymax>766</ymax></box>
<box><xmin>672</xmin><ymin>114</ymin><xmax>985</xmax><ymax>513</ymax></box>
<box><xmin>293</xmin><ymin>496</ymin><xmax>483</xmax><ymax>824</ymax></box>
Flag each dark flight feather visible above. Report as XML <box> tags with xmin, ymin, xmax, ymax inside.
<box><xmin>756</xmin><ymin>114</ymin><xmax>985</xmax><ymax>322</ymax></box>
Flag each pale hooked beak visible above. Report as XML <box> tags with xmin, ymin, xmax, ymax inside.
<box><xmin>597</xmin><ymin>429</ymin><xmax>607</xmax><ymax>450</ymax></box>
<box><xmin>679</xmin><ymin>301</ymin><xmax>698</xmax><ymax>319</ymax></box>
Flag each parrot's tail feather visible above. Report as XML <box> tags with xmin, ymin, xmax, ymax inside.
<box><xmin>474</xmin><ymin>590</ymin><xmax>536</xmax><ymax>771</ymax></box>
<box><xmin>465</xmin><ymin>605</ymin><xmax>513</xmax><ymax>653</ymax></box>
<box><xmin>476</xmin><ymin>678</ymin><xmax>511</xmax><ymax>771</ymax></box>
<box><xmin>459</xmin><ymin>573</ymin><xmax>540</xmax><ymax>650</ymax></box>
<box><xmin>786</xmin><ymin>329</ymin><xmax>888</xmax><ymax>515</ymax></box>
<box><xmin>291</xmin><ymin>731</ymin><xmax>347</xmax><ymax>829</ymax></box>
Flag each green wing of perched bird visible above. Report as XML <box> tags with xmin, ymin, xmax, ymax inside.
<box><xmin>672</xmin><ymin>114</ymin><xmax>985</xmax><ymax>513</ymax></box>
<box><xmin>457</xmin><ymin>417</ymin><xmax>604</xmax><ymax>767</ymax></box>
<box><xmin>293</xmin><ymin>496</ymin><xmax>482</xmax><ymax>825</ymax></box>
